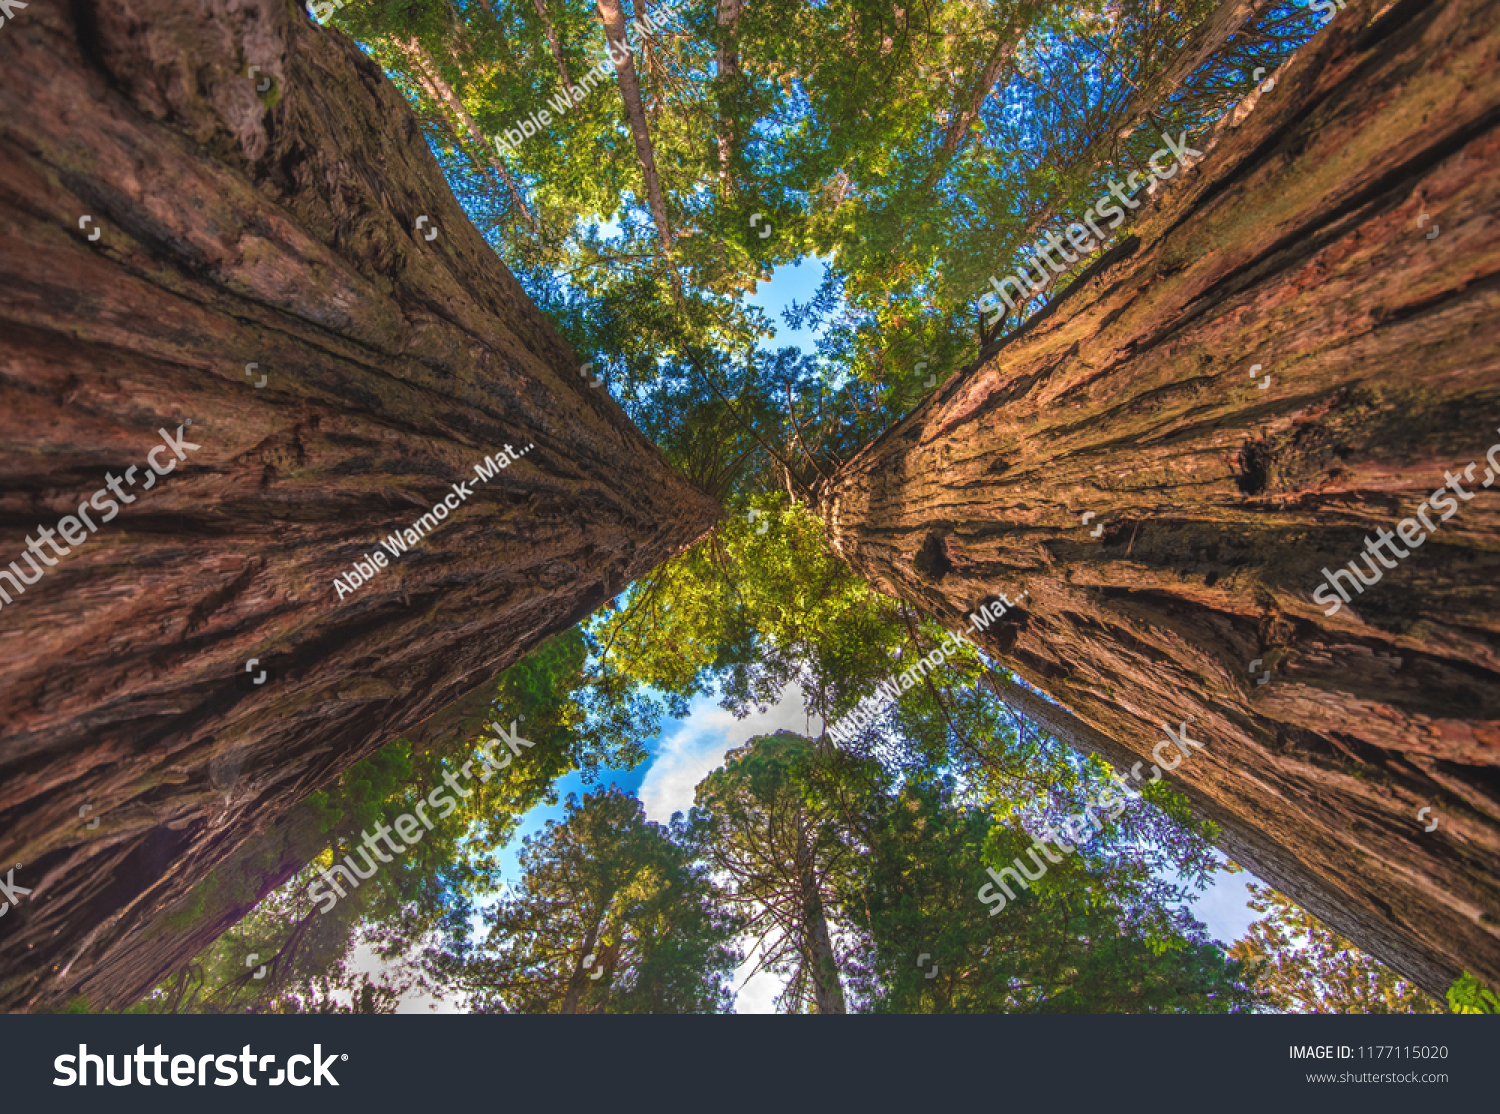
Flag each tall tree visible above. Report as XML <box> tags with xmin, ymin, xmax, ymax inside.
<box><xmin>440</xmin><ymin>786</ymin><xmax>742</xmax><ymax>1013</ymax></box>
<box><xmin>689</xmin><ymin>732</ymin><xmax>877</xmax><ymax>1013</ymax></box>
<box><xmin>0</xmin><ymin>0</ymin><xmax>716</xmax><ymax>1010</ymax></box>
<box><xmin>531</xmin><ymin>0</ymin><xmax>580</xmax><ymax>104</ymax></box>
<box><xmin>398</xmin><ymin>36</ymin><xmax>542</xmax><ymax>235</ymax></box>
<box><xmin>595</xmin><ymin>0</ymin><xmax>681</xmax><ymax>292</ymax></box>
<box><xmin>815</xmin><ymin>0</ymin><xmax>1500</xmax><ymax>998</ymax></box>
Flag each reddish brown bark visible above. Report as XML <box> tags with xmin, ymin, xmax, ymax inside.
<box><xmin>821</xmin><ymin>0</ymin><xmax>1500</xmax><ymax>997</ymax></box>
<box><xmin>0</xmin><ymin>0</ymin><xmax>717</xmax><ymax>1010</ymax></box>
<box><xmin>31</xmin><ymin>682</ymin><xmax>496</xmax><ymax>1012</ymax></box>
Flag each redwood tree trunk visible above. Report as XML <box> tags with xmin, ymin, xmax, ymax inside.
<box><xmin>0</xmin><ymin>0</ymin><xmax>717</xmax><ymax>1011</ymax></box>
<box><xmin>36</xmin><ymin>679</ymin><xmax>498</xmax><ymax>1012</ymax></box>
<box><xmin>820</xmin><ymin>0</ymin><xmax>1500</xmax><ymax>998</ymax></box>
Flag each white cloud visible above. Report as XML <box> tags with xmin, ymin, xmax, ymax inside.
<box><xmin>638</xmin><ymin>682</ymin><xmax>816</xmax><ymax>823</ymax></box>
<box><xmin>731</xmin><ymin>937</ymin><xmax>786</xmax><ymax>1015</ymax></box>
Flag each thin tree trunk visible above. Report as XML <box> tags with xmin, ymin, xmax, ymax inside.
<box><xmin>595</xmin><ymin>0</ymin><xmax>681</xmax><ymax>295</ymax></box>
<box><xmin>820</xmin><ymin>0</ymin><xmax>1500</xmax><ymax>996</ymax></box>
<box><xmin>714</xmin><ymin>0</ymin><xmax>743</xmax><ymax>196</ymax></box>
<box><xmin>562</xmin><ymin>905</ymin><xmax>617</xmax><ymax>1013</ymax></box>
<box><xmin>402</xmin><ymin>38</ymin><xmax>542</xmax><ymax>236</ymax></box>
<box><xmin>532</xmin><ymin>0</ymin><xmax>580</xmax><ymax>106</ymax></box>
<box><xmin>936</xmin><ymin>3</ymin><xmax>1035</xmax><ymax>158</ymax></box>
<box><xmin>560</xmin><ymin>922</ymin><xmax>599</xmax><ymax>1014</ymax></box>
<box><xmin>797</xmin><ymin>821</ymin><xmax>845</xmax><ymax>1013</ymax></box>
<box><xmin>1106</xmin><ymin>0</ymin><xmax>1276</xmax><ymax>148</ymax></box>
<box><xmin>0</xmin><ymin>0</ymin><xmax>718</xmax><ymax>1011</ymax></box>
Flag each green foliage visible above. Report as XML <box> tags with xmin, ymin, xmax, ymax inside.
<box><xmin>444</xmin><ymin>786</ymin><xmax>742</xmax><ymax>1013</ymax></box>
<box><xmin>1230</xmin><ymin>884</ymin><xmax>1444</xmax><ymax>1014</ymax></box>
<box><xmin>134</xmin><ymin>0</ymin><xmax>1337</xmax><ymax>1015</ymax></box>
<box><xmin>1446</xmin><ymin>971</ymin><xmax>1500</xmax><ymax>1014</ymax></box>
<box><xmin>843</xmin><ymin>777</ymin><xmax>1255</xmax><ymax>1013</ymax></box>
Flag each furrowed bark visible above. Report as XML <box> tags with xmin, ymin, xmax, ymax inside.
<box><xmin>821</xmin><ymin>0</ymin><xmax>1500</xmax><ymax>997</ymax></box>
<box><xmin>0</xmin><ymin>0</ymin><xmax>717</xmax><ymax>1011</ymax></box>
<box><xmin>39</xmin><ymin>680</ymin><xmax>497</xmax><ymax>1012</ymax></box>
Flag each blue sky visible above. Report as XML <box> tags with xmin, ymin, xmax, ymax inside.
<box><xmin>743</xmin><ymin>258</ymin><xmax>827</xmax><ymax>354</ymax></box>
<box><xmin>383</xmin><ymin>260</ymin><xmax>1262</xmax><ymax>1013</ymax></box>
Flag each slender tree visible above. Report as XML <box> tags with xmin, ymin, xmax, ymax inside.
<box><xmin>688</xmin><ymin>733</ymin><xmax>879</xmax><ymax>1013</ymax></box>
<box><xmin>442</xmin><ymin>787</ymin><xmax>741</xmax><ymax>1014</ymax></box>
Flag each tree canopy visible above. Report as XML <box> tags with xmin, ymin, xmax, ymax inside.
<box><xmin>118</xmin><ymin>0</ymin><xmax>1470</xmax><ymax>1016</ymax></box>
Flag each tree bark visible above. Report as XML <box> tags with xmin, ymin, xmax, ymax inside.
<box><xmin>32</xmin><ymin>679</ymin><xmax>497</xmax><ymax>1012</ymax></box>
<box><xmin>797</xmin><ymin>821</ymin><xmax>845</xmax><ymax>1014</ymax></box>
<box><xmin>820</xmin><ymin>0</ymin><xmax>1500</xmax><ymax>997</ymax></box>
<box><xmin>0</xmin><ymin>0</ymin><xmax>717</xmax><ymax>1011</ymax></box>
<box><xmin>978</xmin><ymin>670</ymin><xmax>1464</xmax><ymax>1000</ymax></box>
